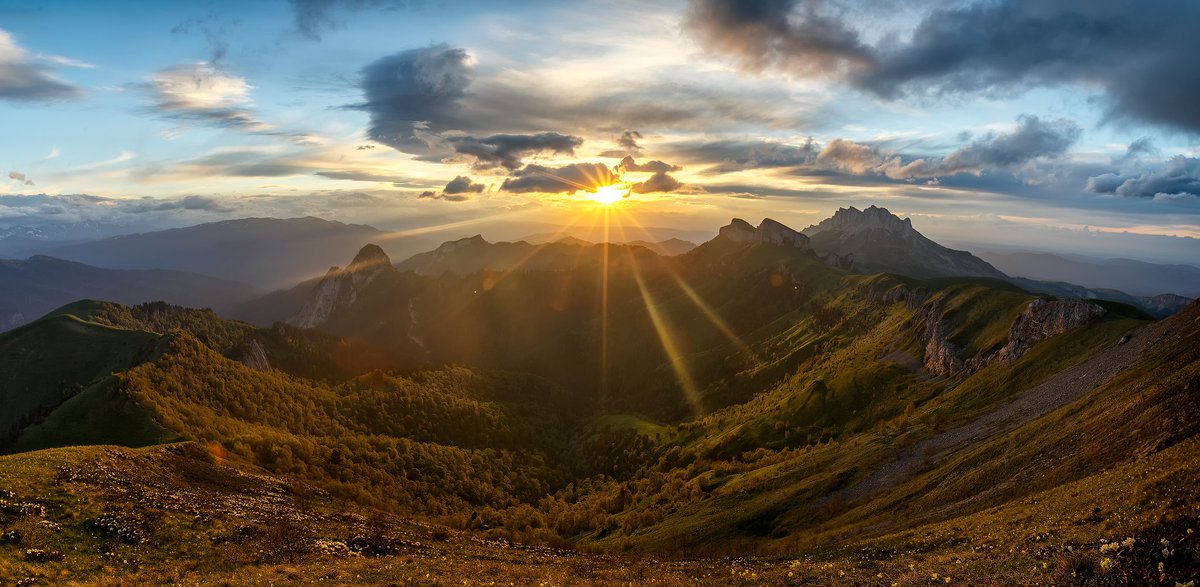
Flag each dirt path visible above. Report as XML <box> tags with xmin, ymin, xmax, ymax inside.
<box><xmin>833</xmin><ymin>317</ymin><xmax>1166</xmax><ymax>504</ymax></box>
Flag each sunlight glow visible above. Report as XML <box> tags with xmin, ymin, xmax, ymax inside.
<box><xmin>588</xmin><ymin>182</ymin><xmax>631</xmax><ymax>205</ymax></box>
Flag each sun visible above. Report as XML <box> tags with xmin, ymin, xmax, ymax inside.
<box><xmin>588</xmin><ymin>183</ymin><xmax>631</xmax><ymax>205</ymax></box>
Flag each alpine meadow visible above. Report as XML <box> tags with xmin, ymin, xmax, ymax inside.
<box><xmin>1</xmin><ymin>1</ymin><xmax>1199</xmax><ymax>585</ymax></box>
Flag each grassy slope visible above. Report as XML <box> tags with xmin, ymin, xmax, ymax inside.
<box><xmin>0</xmin><ymin>311</ymin><xmax>159</xmax><ymax>441</ymax></box>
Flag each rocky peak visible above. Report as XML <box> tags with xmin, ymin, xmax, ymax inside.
<box><xmin>288</xmin><ymin>245</ymin><xmax>394</xmax><ymax>329</ymax></box>
<box><xmin>717</xmin><ymin>218</ymin><xmax>809</xmax><ymax>249</ymax></box>
<box><xmin>433</xmin><ymin>235</ymin><xmax>489</xmax><ymax>256</ymax></box>
<box><xmin>348</xmin><ymin>243</ymin><xmax>391</xmax><ymax>270</ymax></box>
<box><xmin>803</xmin><ymin>205</ymin><xmax>915</xmax><ymax>236</ymax></box>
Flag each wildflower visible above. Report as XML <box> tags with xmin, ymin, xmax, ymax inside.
<box><xmin>1100</xmin><ymin>558</ymin><xmax>1114</xmax><ymax>573</ymax></box>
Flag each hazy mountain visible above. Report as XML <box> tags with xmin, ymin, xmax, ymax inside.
<box><xmin>394</xmin><ymin>235</ymin><xmax>661</xmax><ymax>276</ymax></box>
<box><xmin>803</xmin><ymin>205</ymin><xmax>1007</xmax><ymax>279</ymax></box>
<box><xmin>981</xmin><ymin>250</ymin><xmax>1200</xmax><ymax>297</ymax></box>
<box><xmin>35</xmin><ymin>217</ymin><xmax>433</xmax><ymax>291</ymax></box>
<box><xmin>520</xmin><ymin>232</ymin><xmax>698</xmax><ymax>255</ymax></box>
<box><xmin>0</xmin><ymin>255</ymin><xmax>254</xmax><ymax>331</ymax></box>
<box><xmin>1009</xmin><ymin>277</ymin><xmax>1192</xmax><ymax>318</ymax></box>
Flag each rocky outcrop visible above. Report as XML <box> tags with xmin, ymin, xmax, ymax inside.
<box><xmin>717</xmin><ymin>218</ymin><xmax>810</xmax><ymax>249</ymax></box>
<box><xmin>238</xmin><ymin>339</ymin><xmax>271</xmax><ymax>372</ymax></box>
<box><xmin>288</xmin><ymin>244</ymin><xmax>392</xmax><ymax>329</ymax></box>
<box><xmin>912</xmin><ymin>297</ymin><xmax>1106</xmax><ymax>377</ymax></box>
<box><xmin>803</xmin><ymin>205</ymin><xmax>915</xmax><ymax>237</ymax></box>
<box><xmin>994</xmin><ymin>299</ymin><xmax>1107</xmax><ymax>363</ymax></box>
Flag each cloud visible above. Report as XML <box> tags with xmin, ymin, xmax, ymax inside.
<box><xmin>418</xmin><ymin>175</ymin><xmax>485</xmax><ymax>202</ymax></box>
<box><xmin>600</xmin><ymin>130</ymin><xmax>644</xmax><ymax>157</ymax></box>
<box><xmin>7</xmin><ymin>171</ymin><xmax>34</xmax><ymax>186</ymax></box>
<box><xmin>446</xmin><ymin>132</ymin><xmax>582</xmax><ymax>170</ymax></box>
<box><xmin>121</xmin><ymin>195</ymin><xmax>237</xmax><ymax>214</ymax></box>
<box><xmin>686</xmin><ymin>0</ymin><xmax>1200</xmax><ymax>133</ymax></box>
<box><xmin>290</xmin><ymin>0</ymin><xmax>413</xmax><ymax>41</ymax></box>
<box><xmin>812</xmin><ymin>115</ymin><xmax>1080</xmax><ymax>180</ymax></box>
<box><xmin>0</xmin><ymin>29</ymin><xmax>84</xmax><ymax>101</ymax></box>
<box><xmin>500</xmin><ymin>163</ymin><xmax>617</xmax><ymax>194</ymax></box>
<box><xmin>618</xmin><ymin>156</ymin><xmax>681</xmax><ymax>174</ymax></box>
<box><xmin>665</xmin><ymin>138</ymin><xmax>819</xmax><ymax>173</ymax></box>
<box><xmin>1086</xmin><ymin>156</ymin><xmax>1200</xmax><ymax>200</ymax></box>
<box><xmin>686</xmin><ymin>0</ymin><xmax>874</xmax><ymax>77</ymax></box>
<box><xmin>356</xmin><ymin>44</ymin><xmax>475</xmax><ymax>154</ymax></box>
<box><xmin>631</xmin><ymin>171</ymin><xmax>684</xmax><ymax>194</ymax></box>
<box><xmin>146</xmin><ymin>63</ymin><xmax>316</xmax><ymax>143</ymax></box>
<box><xmin>442</xmin><ymin>175</ymin><xmax>485</xmax><ymax>195</ymax></box>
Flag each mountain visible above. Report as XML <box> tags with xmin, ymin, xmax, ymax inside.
<box><xmin>803</xmin><ymin>205</ymin><xmax>1007</xmax><ymax>279</ymax></box>
<box><xmin>0</xmin><ymin>255</ymin><xmax>255</xmax><ymax>331</ymax></box>
<box><xmin>394</xmin><ymin>235</ymin><xmax>661</xmax><ymax>276</ymax></box>
<box><xmin>981</xmin><ymin>250</ymin><xmax>1200</xmax><ymax>297</ymax></box>
<box><xmin>35</xmin><ymin>216</ymin><xmax>433</xmax><ymax>291</ymax></box>
<box><xmin>520</xmin><ymin>232</ymin><xmax>698</xmax><ymax>256</ymax></box>
<box><xmin>2</xmin><ymin>212</ymin><xmax>1197</xmax><ymax>585</ymax></box>
<box><xmin>1009</xmin><ymin>276</ymin><xmax>1192</xmax><ymax>318</ymax></box>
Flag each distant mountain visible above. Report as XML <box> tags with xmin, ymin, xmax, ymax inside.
<box><xmin>980</xmin><ymin>250</ymin><xmax>1200</xmax><ymax>298</ymax></box>
<box><xmin>35</xmin><ymin>217</ymin><xmax>433</xmax><ymax>291</ymax></box>
<box><xmin>0</xmin><ymin>255</ymin><xmax>254</xmax><ymax>331</ymax></box>
<box><xmin>395</xmin><ymin>235</ymin><xmax>660</xmax><ymax>276</ymax></box>
<box><xmin>517</xmin><ymin>233</ymin><xmax>698</xmax><ymax>255</ymax></box>
<box><xmin>1008</xmin><ymin>277</ymin><xmax>1192</xmax><ymax>318</ymax></box>
<box><xmin>802</xmin><ymin>205</ymin><xmax>1006</xmax><ymax>279</ymax></box>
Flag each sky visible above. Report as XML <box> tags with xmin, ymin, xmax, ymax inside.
<box><xmin>1</xmin><ymin>0</ymin><xmax>1198</xmax><ymax>263</ymax></box>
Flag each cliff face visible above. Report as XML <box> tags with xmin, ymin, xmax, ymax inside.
<box><xmin>906</xmin><ymin>293</ymin><xmax>1107</xmax><ymax>377</ymax></box>
<box><xmin>718</xmin><ymin>218</ymin><xmax>810</xmax><ymax>249</ymax></box>
<box><xmin>288</xmin><ymin>244</ymin><xmax>392</xmax><ymax>329</ymax></box>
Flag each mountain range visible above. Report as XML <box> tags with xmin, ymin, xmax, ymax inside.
<box><xmin>0</xmin><ymin>204</ymin><xmax>1197</xmax><ymax>584</ymax></box>
<box><xmin>34</xmin><ymin>216</ymin><xmax>434</xmax><ymax>290</ymax></box>
<box><xmin>981</xmin><ymin>250</ymin><xmax>1200</xmax><ymax>298</ymax></box>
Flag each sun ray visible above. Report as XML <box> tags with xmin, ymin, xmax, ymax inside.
<box><xmin>626</xmin><ymin>245</ymin><xmax>703</xmax><ymax>416</ymax></box>
<box><xmin>611</xmin><ymin>207</ymin><xmax>761</xmax><ymax>365</ymax></box>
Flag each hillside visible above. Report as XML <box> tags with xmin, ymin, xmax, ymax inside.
<box><xmin>0</xmin><ymin>255</ymin><xmax>255</xmax><ymax>331</ymax></box>
<box><xmin>35</xmin><ymin>217</ymin><xmax>433</xmax><ymax>291</ymax></box>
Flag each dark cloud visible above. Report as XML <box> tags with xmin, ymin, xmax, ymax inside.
<box><xmin>631</xmin><ymin>171</ymin><xmax>684</xmax><ymax>194</ymax></box>
<box><xmin>665</xmin><ymin>138</ymin><xmax>819</xmax><ymax>173</ymax></box>
<box><xmin>442</xmin><ymin>175</ymin><xmax>485</xmax><ymax>195</ymax></box>
<box><xmin>0</xmin><ymin>30</ymin><xmax>84</xmax><ymax>102</ymax></box>
<box><xmin>601</xmin><ymin>129</ymin><xmax>645</xmax><ymax>157</ymax></box>
<box><xmin>121</xmin><ymin>195</ymin><xmax>237</xmax><ymax>214</ymax></box>
<box><xmin>686</xmin><ymin>0</ymin><xmax>875</xmax><ymax>77</ymax></box>
<box><xmin>500</xmin><ymin>163</ymin><xmax>617</xmax><ymax>194</ymax></box>
<box><xmin>290</xmin><ymin>0</ymin><xmax>414</xmax><ymax>41</ymax></box>
<box><xmin>7</xmin><ymin>171</ymin><xmax>33</xmax><ymax>186</ymax></box>
<box><xmin>415</xmin><ymin>175</ymin><xmax>485</xmax><ymax>202</ymax></box>
<box><xmin>446</xmin><ymin>132</ymin><xmax>582</xmax><ymax>170</ymax></box>
<box><xmin>356</xmin><ymin>46</ymin><xmax>585</xmax><ymax>168</ymax></box>
<box><xmin>1117</xmin><ymin>137</ymin><xmax>1156</xmax><ymax>163</ymax></box>
<box><xmin>897</xmin><ymin>115</ymin><xmax>1081</xmax><ymax>178</ymax></box>
<box><xmin>618</xmin><ymin>156</ymin><xmax>681</xmax><ymax>174</ymax></box>
<box><xmin>1086</xmin><ymin>156</ymin><xmax>1200</xmax><ymax>200</ymax></box>
<box><xmin>357</xmin><ymin>44</ymin><xmax>474</xmax><ymax>153</ymax></box>
<box><xmin>687</xmin><ymin>0</ymin><xmax>1200</xmax><ymax>133</ymax></box>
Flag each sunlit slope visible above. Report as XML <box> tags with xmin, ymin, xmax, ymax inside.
<box><xmin>567</xmin><ymin>295</ymin><xmax>1178</xmax><ymax>554</ymax></box>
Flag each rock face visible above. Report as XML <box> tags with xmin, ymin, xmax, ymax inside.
<box><xmin>717</xmin><ymin>218</ymin><xmax>810</xmax><ymax>249</ymax></box>
<box><xmin>288</xmin><ymin>244</ymin><xmax>392</xmax><ymax>329</ymax></box>
<box><xmin>238</xmin><ymin>339</ymin><xmax>271</xmax><ymax>372</ymax></box>
<box><xmin>802</xmin><ymin>206</ymin><xmax>1005</xmax><ymax>279</ymax></box>
<box><xmin>994</xmin><ymin>298</ymin><xmax>1107</xmax><ymax>363</ymax></box>
<box><xmin>915</xmin><ymin>297</ymin><xmax>1107</xmax><ymax>377</ymax></box>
